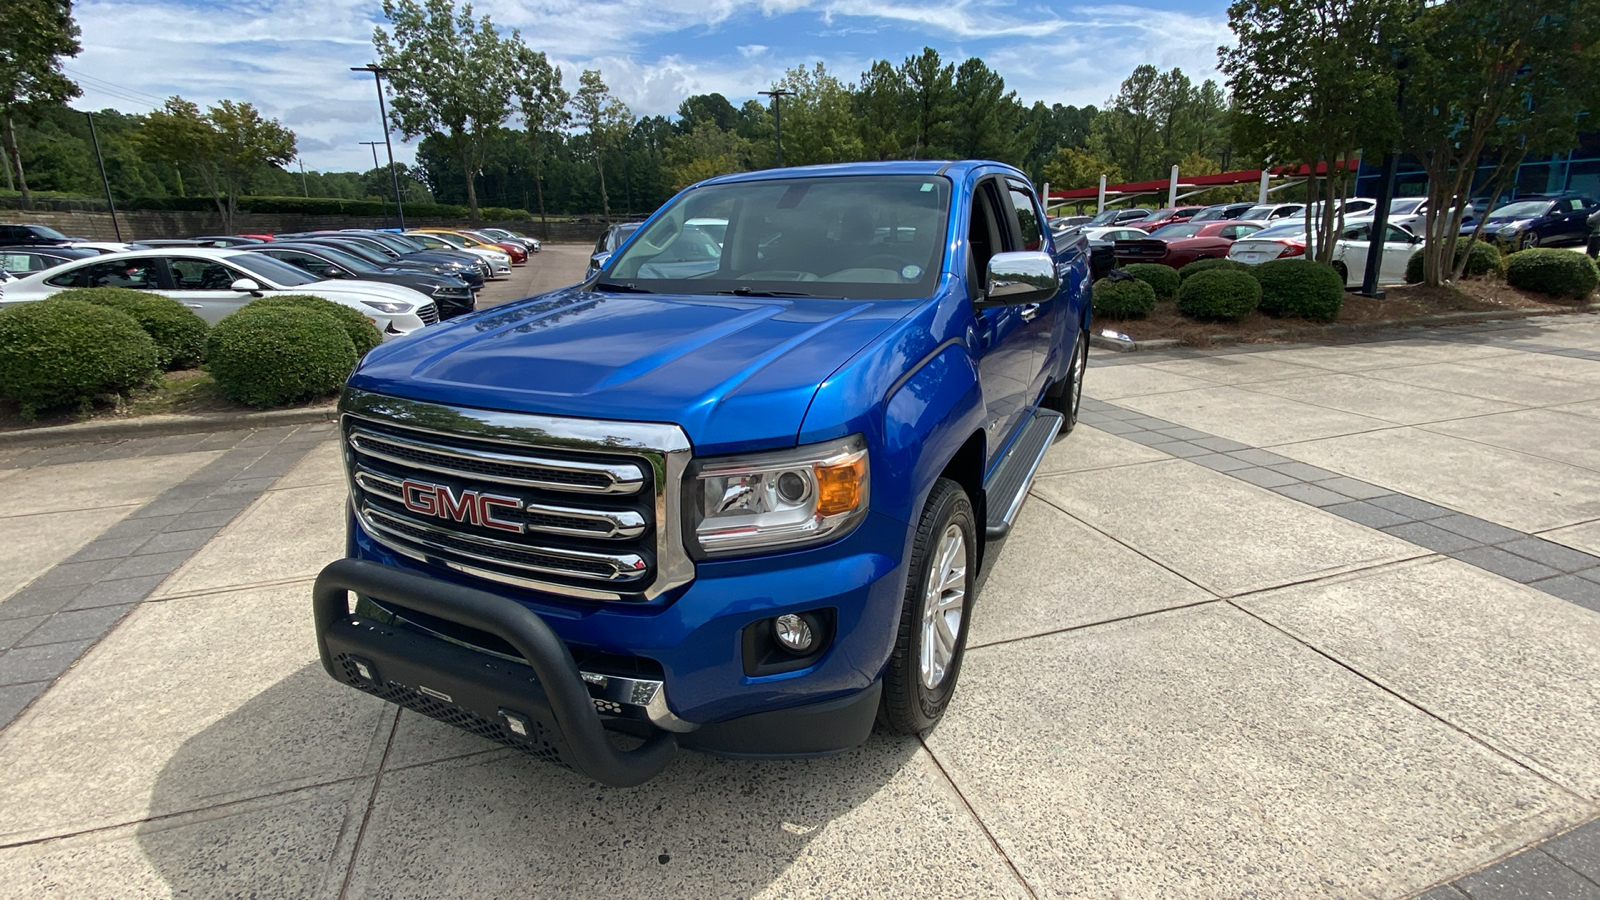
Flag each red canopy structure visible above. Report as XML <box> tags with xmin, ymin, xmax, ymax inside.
<box><xmin>1045</xmin><ymin>159</ymin><xmax>1361</xmax><ymax>207</ymax></box>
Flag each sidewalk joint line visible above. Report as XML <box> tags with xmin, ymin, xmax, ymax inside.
<box><xmin>917</xmin><ymin>734</ymin><xmax>1040</xmax><ymax>900</ymax></box>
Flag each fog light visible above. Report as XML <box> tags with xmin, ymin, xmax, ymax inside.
<box><xmin>499</xmin><ymin>708</ymin><xmax>530</xmax><ymax>737</ymax></box>
<box><xmin>773</xmin><ymin>614</ymin><xmax>815</xmax><ymax>654</ymax></box>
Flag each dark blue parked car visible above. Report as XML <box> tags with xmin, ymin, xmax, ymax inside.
<box><xmin>1467</xmin><ymin>193</ymin><xmax>1599</xmax><ymax>250</ymax></box>
<box><xmin>311</xmin><ymin>161</ymin><xmax>1092</xmax><ymax>785</ymax></box>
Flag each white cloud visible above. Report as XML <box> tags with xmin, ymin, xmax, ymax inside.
<box><xmin>738</xmin><ymin>44</ymin><xmax>770</xmax><ymax>58</ymax></box>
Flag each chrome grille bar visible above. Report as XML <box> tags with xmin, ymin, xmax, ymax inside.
<box><xmin>349</xmin><ymin>426</ymin><xmax>645</xmax><ymax>495</ymax></box>
<box><xmin>361</xmin><ymin>508</ymin><xmax>649</xmax><ymax>583</ymax></box>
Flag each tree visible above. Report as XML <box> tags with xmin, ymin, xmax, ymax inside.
<box><xmin>571</xmin><ymin>69</ymin><xmax>631</xmax><ymax>218</ymax></box>
<box><xmin>1220</xmin><ymin>0</ymin><xmax>1404</xmax><ymax>263</ymax></box>
<box><xmin>1041</xmin><ymin>147</ymin><xmax>1122</xmax><ymax>190</ymax></box>
<box><xmin>135</xmin><ymin>97</ymin><xmax>294</xmax><ymax>231</ymax></box>
<box><xmin>510</xmin><ymin>43</ymin><xmax>567</xmax><ymax>233</ymax></box>
<box><xmin>373</xmin><ymin>0</ymin><xmax>522</xmax><ymax>220</ymax></box>
<box><xmin>666</xmin><ymin>120</ymin><xmax>756</xmax><ymax>188</ymax></box>
<box><xmin>1090</xmin><ymin>66</ymin><xmax>1162</xmax><ymax>181</ymax></box>
<box><xmin>675</xmin><ymin>94</ymin><xmax>739</xmax><ymax>135</ymax></box>
<box><xmin>1399</xmin><ymin>0</ymin><xmax>1600</xmax><ymax>284</ymax></box>
<box><xmin>771</xmin><ymin>63</ymin><xmax>862</xmax><ymax>166</ymax></box>
<box><xmin>900</xmin><ymin>48</ymin><xmax>955</xmax><ymax>159</ymax></box>
<box><xmin>856</xmin><ymin>60</ymin><xmax>909</xmax><ymax>160</ymax></box>
<box><xmin>0</xmin><ymin>0</ymin><xmax>81</xmax><ymax>209</ymax></box>
<box><xmin>950</xmin><ymin>58</ymin><xmax>1031</xmax><ymax>165</ymax></box>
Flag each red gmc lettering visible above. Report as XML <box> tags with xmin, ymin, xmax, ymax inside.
<box><xmin>399</xmin><ymin>479</ymin><xmax>524</xmax><ymax>533</ymax></box>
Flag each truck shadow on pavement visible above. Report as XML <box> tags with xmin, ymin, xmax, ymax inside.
<box><xmin>138</xmin><ymin>662</ymin><xmax>929</xmax><ymax>898</ymax></box>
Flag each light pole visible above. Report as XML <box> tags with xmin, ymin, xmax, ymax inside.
<box><xmin>83</xmin><ymin>112</ymin><xmax>122</xmax><ymax>241</ymax></box>
<box><xmin>360</xmin><ymin>140</ymin><xmax>390</xmax><ymax>227</ymax></box>
<box><xmin>759</xmin><ymin>89</ymin><xmax>794</xmax><ymax>167</ymax></box>
<box><xmin>351</xmin><ymin>64</ymin><xmax>406</xmax><ymax>230</ymax></box>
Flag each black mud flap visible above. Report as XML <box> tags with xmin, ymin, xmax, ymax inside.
<box><xmin>312</xmin><ymin>558</ymin><xmax>677</xmax><ymax>787</ymax></box>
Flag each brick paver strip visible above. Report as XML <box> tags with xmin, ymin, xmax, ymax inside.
<box><xmin>0</xmin><ymin>423</ymin><xmax>332</xmax><ymax>730</ymax></box>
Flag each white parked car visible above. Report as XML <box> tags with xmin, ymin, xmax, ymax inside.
<box><xmin>1227</xmin><ymin>218</ymin><xmax>1423</xmax><ymax>286</ymax></box>
<box><xmin>1388</xmin><ymin>197</ymin><xmax>1477</xmax><ymax>238</ymax></box>
<box><xmin>0</xmin><ymin>248</ymin><xmax>438</xmax><ymax>336</ymax></box>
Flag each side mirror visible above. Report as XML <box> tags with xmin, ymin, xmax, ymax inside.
<box><xmin>977</xmin><ymin>250</ymin><xmax>1059</xmax><ymax>307</ymax></box>
<box><xmin>589</xmin><ymin>251</ymin><xmax>612</xmax><ymax>272</ymax></box>
<box><xmin>230</xmin><ymin>278</ymin><xmax>263</xmax><ymax>295</ymax></box>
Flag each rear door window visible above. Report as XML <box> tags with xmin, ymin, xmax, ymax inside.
<box><xmin>1004</xmin><ymin>180</ymin><xmax>1045</xmax><ymax>252</ymax></box>
<box><xmin>49</xmin><ymin>257</ymin><xmax>160</xmax><ymax>289</ymax></box>
<box><xmin>167</xmin><ymin>257</ymin><xmax>244</xmax><ymax>290</ymax></box>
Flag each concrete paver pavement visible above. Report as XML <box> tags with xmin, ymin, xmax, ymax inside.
<box><xmin>0</xmin><ymin>250</ymin><xmax>1597</xmax><ymax>897</ymax></box>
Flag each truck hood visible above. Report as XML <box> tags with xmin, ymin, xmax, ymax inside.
<box><xmin>347</xmin><ymin>287</ymin><xmax>914</xmax><ymax>454</ymax></box>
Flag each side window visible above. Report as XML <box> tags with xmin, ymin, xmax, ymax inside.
<box><xmin>1005</xmin><ymin>181</ymin><xmax>1045</xmax><ymax>252</ymax></box>
<box><xmin>967</xmin><ymin>180</ymin><xmax>1008</xmax><ymax>290</ymax></box>
<box><xmin>1342</xmin><ymin>223</ymin><xmax>1371</xmax><ymax>241</ymax></box>
<box><xmin>168</xmin><ymin>257</ymin><xmax>242</xmax><ymax>290</ymax></box>
<box><xmin>62</xmin><ymin>258</ymin><xmax>160</xmax><ymax>289</ymax></box>
<box><xmin>271</xmin><ymin>251</ymin><xmax>332</xmax><ymax>278</ymax></box>
<box><xmin>1385</xmin><ymin>224</ymin><xmax>1414</xmax><ymax>243</ymax></box>
<box><xmin>1219</xmin><ymin>225</ymin><xmax>1240</xmax><ymax>240</ymax></box>
<box><xmin>1567</xmin><ymin>199</ymin><xmax>1586</xmax><ymax>212</ymax></box>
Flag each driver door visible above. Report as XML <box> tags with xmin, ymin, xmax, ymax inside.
<box><xmin>969</xmin><ymin>176</ymin><xmax>1034</xmax><ymax>469</ymax></box>
<box><xmin>163</xmin><ymin>257</ymin><xmax>258</xmax><ymax>324</ymax></box>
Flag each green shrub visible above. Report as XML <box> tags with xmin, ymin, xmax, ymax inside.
<box><xmin>207</xmin><ymin>306</ymin><xmax>357</xmax><ymax>407</ymax></box>
<box><xmin>1092</xmin><ymin>277</ymin><xmax>1158</xmax><ymax>319</ymax></box>
<box><xmin>50</xmin><ymin>287</ymin><xmax>208</xmax><ymax>370</ymax></box>
<box><xmin>1254</xmin><ymin>260</ymin><xmax>1346</xmax><ymax>321</ymax></box>
<box><xmin>1179</xmin><ymin>257</ymin><xmax>1253</xmax><ymax>281</ymax></box>
<box><xmin>1120</xmin><ymin>263</ymin><xmax>1181</xmax><ymax>301</ymax></box>
<box><xmin>1176</xmin><ymin>269</ymin><xmax>1263</xmax><ymax>321</ymax></box>
<box><xmin>248</xmin><ymin>295</ymin><xmax>383</xmax><ymax>357</ymax></box>
<box><xmin>1404</xmin><ymin>240</ymin><xmax>1505</xmax><ymax>284</ymax></box>
<box><xmin>1504</xmin><ymin>248</ymin><xmax>1600</xmax><ymax>299</ymax></box>
<box><xmin>0</xmin><ymin>299</ymin><xmax>160</xmax><ymax>417</ymax></box>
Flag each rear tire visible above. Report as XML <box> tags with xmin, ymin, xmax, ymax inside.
<box><xmin>1332</xmin><ymin>261</ymin><xmax>1348</xmax><ymax>285</ymax></box>
<box><xmin>1044</xmin><ymin>326</ymin><xmax>1090</xmax><ymax>434</ymax></box>
<box><xmin>879</xmin><ymin>478</ymin><xmax>977</xmax><ymax>735</ymax></box>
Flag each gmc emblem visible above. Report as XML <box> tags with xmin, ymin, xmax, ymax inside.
<box><xmin>400</xmin><ymin>479</ymin><xmax>524</xmax><ymax>533</ymax></box>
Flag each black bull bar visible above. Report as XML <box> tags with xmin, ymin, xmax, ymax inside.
<box><xmin>313</xmin><ymin>558</ymin><xmax>678</xmax><ymax>787</ymax></box>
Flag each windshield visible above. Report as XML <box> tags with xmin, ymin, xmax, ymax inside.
<box><xmin>1150</xmin><ymin>224</ymin><xmax>1202</xmax><ymax>240</ymax></box>
<box><xmin>1489</xmin><ymin>200</ymin><xmax>1552</xmax><ymax>218</ymax></box>
<box><xmin>604</xmin><ymin>174</ymin><xmax>950</xmax><ymax>300</ymax></box>
<box><xmin>1390</xmin><ymin>198</ymin><xmax>1426</xmax><ymax>215</ymax></box>
<box><xmin>354</xmin><ymin>232</ymin><xmax>414</xmax><ymax>253</ymax></box>
<box><xmin>1087</xmin><ymin>209</ymin><xmax>1124</xmax><ymax>225</ymax></box>
<box><xmin>312</xmin><ymin>239</ymin><xmax>390</xmax><ymax>265</ymax></box>
<box><xmin>1189</xmin><ymin>207</ymin><xmax>1227</xmax><ymax>222</ymax></box>
<box><xmin>426</xmin><ymin>232</ymin><xmax>470</xmax><ymax>248</ymax></box>
<box><xmin>229</xmin><ymin>253</ymin><xmax>318</xmax><ymax>286</ymax></box>
<box><xmin>31</xmin><ymin>225</ymin><xmax>70</xmax><ymax>240</ymax></box>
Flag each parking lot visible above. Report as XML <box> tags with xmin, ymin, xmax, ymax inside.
<box><xmin>0</xmin><ymin>246</ymin><xmax>1597</xmax><ymax>898</ymax></box>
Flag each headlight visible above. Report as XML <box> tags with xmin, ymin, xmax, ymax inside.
<box><xmin>1497</xmin><ymin>224</ymin><xmax>1521</xmax><ymax>236</ymax></box>
<box><xmin>687</xmin><ymin>434</ymin><xmax>868</xmax><ymax>556</ymax></box>
<box><xmin>359</xmin><ymin>299</ymin><xmax>414</xmax><ymax>314</ymax></box>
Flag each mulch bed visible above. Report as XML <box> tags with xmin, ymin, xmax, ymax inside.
<box><xmin>1099</xmin><ymin>276</ymin><xmax>1590</xmax><ymax>348</ymax></box>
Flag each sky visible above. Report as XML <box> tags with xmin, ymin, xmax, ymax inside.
<box><xmin>67</xmin><ymin>0</ymin><xmax>1235</xmax><ymax>174</ymax></box>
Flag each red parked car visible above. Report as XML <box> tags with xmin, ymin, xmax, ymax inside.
<box><xmin>463</xmin><ymin>230</ymin><xmax>528</xmax><ymax>264</ymax></box>
<box><xmin>1134</xmin><ymin>206</ymin><xmax>1205</xmax><ymax>233</ymax></box>
<box><xmin>1114</xmin><ymin>220</ymin><xmax>1265</xmax><ymax>269</ymax></box>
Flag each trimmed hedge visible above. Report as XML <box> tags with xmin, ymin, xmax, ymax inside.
<box><xmin>206</xmin><ymin>306</ymin><xmax>357</xmax><ymax>407</ymax></box>
<box><xmin>248</xmin><ymin>295</ymin><xmax>383</xmax><ymax>357</ymax></box>
<box><xmin>1404</xmin><ymin>240</ymin><xmax>1504</xmax><ymax>284</ymax></box>
<box><xmin>122</xmin><ymin>195</ymin><xmax>531</xmax><ymax>221</ymax></box>
<box><xmin>0</xmin><ymin>299</ymin><xmax>160</xmax><ymax>417</ymax></box>
<box><xmin>1254</xmin><ymin>260</ymin><xmax>1346</xmax><ymax>322</ymax></box>
<box><xmin>1179</xmin><ymin>257</ymin><xmax>1252</xmax><ymax>281</ymax></box>
<box><xmin>1504</xmin><ymin>248</ymin><xmax>1600</xmax><ymax>300</ymax></box>
<box><xmin>1120</xmin><ymin>263</ymin><xmax>1181</xmax><ymax>301</ymax></box>
<box><xmin>1092</xmin><ymin>277</ymin><xmax>1158</xmax><ymax>319</ymax></box>
<box><xmin>1176</xmin><ymin>269</ymin><xmax>1262</xmax><ymax>321</ymax></box>
<box><xmin>51</xmin><ymin>287</ymin><xmax>208</xmax><ymax>370</ymax></box>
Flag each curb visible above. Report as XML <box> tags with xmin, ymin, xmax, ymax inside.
<box><xmin>1094</xmin><ymin>303</ymin><xmax>1600</xmax><ymax>353</ymax></box>
<box><xmin>0</xmin><ymin>404</ymin><xmax>339</xmax><ymax>448</ymax></box>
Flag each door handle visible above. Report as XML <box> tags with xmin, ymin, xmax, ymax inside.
<box><xmin>1020</xmin><ymin>304</ymin><xmax>1041</xmax><ymax>323</ymax></box>
<box><xmin>183</xmin><ymin>303</ymin><xmax>204</xmax><ymax>309</ymax></box>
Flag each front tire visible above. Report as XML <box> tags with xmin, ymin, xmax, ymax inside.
<box><xmin>879</xmin><ymin>478</ymin><xmax>978</xmax><ymax>735</ymax></box>
<box><xmin>1519</xmin><ymin>231</ymin><xmax>1540</xmax><ymax>251</ymax></box>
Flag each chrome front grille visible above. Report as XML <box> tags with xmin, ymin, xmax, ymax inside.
<box><xmin>419</xmin><ymin>303</ymin><xmax>440</xmax><ymax>325</ymax></box>
<box><xmin>341</xmin><ymin>388</ymin><xmax>694</xmax><ymax>602</ymax></box>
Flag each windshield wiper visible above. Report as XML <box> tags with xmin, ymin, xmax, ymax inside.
<box><xmin>590</xmin><ymin>280</ymin><xmax>654</xmax><ymax>294</ymax></box>
<box><xmin>713</xmin><ymin>287</ymin><xmax>815</xmax><ymax>298</ymax></box>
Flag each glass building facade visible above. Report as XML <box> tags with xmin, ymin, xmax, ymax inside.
<box><xmin>1355</xmin><ymin>131</ymin><xmax>1600</xmax><ymax>204</ymax></box>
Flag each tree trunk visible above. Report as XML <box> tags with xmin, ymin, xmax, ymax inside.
<box><xmin>595</xmin><ymin>149</ymin><xmax>611</xmax><ymax>219</ymax></box>
<box><xmin>3</xmin><ymin>115</ymin><xmax>31</xmax><ymax>210</ymax></box>
<box><xmin>462</xmin><ymin>152</ymin><xmax>481</xmax><ymax>221</ymax></box>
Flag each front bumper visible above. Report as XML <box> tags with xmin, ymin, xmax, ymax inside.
<box><xmin>315</xmin><ymin>558</ymin><xmax>884</xmax><ymax>785</ymax></box>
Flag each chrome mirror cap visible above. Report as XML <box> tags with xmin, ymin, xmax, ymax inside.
<box><xmin>983</xmin><ymin>250</ymin><xmax>1058</xmax><ymax>304</ymax></box>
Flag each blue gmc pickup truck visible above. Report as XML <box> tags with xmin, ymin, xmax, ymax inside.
<box><xmin>313</xmin><ymin>160</ymin><xmax>1091</xmax><ymax>786</ymax></box>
